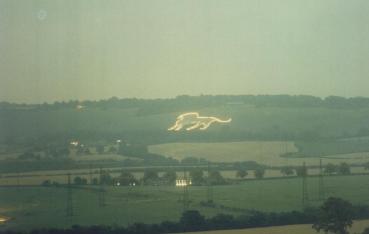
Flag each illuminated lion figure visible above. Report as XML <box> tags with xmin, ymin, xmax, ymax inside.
<box><xmin>168</xmin><ymin>112</ymin><xmax>232</xmax><ymax>131</ymax></box>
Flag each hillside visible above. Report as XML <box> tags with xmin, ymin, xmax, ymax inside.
<box><xmin>1</xmin><ymin>95</ymin><xmax>369</xmax><ymax>145</ymax></box>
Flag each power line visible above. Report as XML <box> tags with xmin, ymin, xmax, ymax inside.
<box><xmin>16</xmin><ymin>170</ymin><xmax>20</xmax><ymax>191</ymax></box>
<box><xmin>66</xmin><ymin>173</ymin><xmax>74</xmax><ymax>217</ymax></box>
<box><xmin>98</xmin><ymin>166</ymin><xmax>106</xmax><ymax>207</ymax></box>
<box><xmin>89</xmin><ymin>164</ymin><xmax>93</xmax><ymax>185</ymax></box>
<box><xmin>207</xmin><ymin>162</ymin><xmax>213</xmax><ymax>204</ymax></box>
<box><xmin>302</xmin><ymin>162</ymin><xmax>309</xmax><ymax>207</ymax></box>
<box><xmin>182</xmin><ymin>168</ymin><xmax>189</xmax><ymax>211</ymax></box>
<box><xmin>318</xmin><ymin>159</ymin><xmax>325</xmax><ymax>201</ymax></box>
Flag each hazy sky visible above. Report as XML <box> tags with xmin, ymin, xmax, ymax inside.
<box><xmin>1</xmin><ymin>0</ymin><xmax>369</xmax><ymax>103</ymax></box>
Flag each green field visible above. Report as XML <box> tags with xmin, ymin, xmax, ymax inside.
<box><xmin>2</xmin><ymin>174</ymin><xmax>369</xmax><ymax>231</ymax></box>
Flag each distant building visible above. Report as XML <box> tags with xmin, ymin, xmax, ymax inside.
<box><xmin>176</xmin><ymin>179</ymin><xmax>192</xmax><ymax>187</ymax></box>
<box><xmin>0</xmin><ymin>215</ymin><xmax>10</xmax><ymax>224</ymax></box>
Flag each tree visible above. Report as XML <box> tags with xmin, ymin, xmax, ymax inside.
<box><xmin>47</xmin><ymin>147</ymin><xmax>70</xmax><ymax>158</ymax></box>
<box><xmin>76</xmin><ymin>146</ymin><xmax>84</xmax><ymax>155</ymax></box>
<box><xmin>312</xmin><ymin>197</ymin><xmax>354</xmax><ymax>234</ymax></box>
<box><xmin>208</xmin><ymin>213</ymin><xmax>235</xmax><ymax>229</ymax></box>
<box><xmin>143</xmin><ymin>169</ymin><xmax>159</xmax><ymax>183</ymax></box>
<box><xmin>180</xmin><ymin>210</ymin><xmax>206</xmax><ymax>231</ymax></box>
<box><xmin>236</xmin><ymin>168</ymin><xmax>248</xmax><ymax>179</ymax></box>
<box><xmin>96</xmin><ymin>145</ymin><xmax>105</xmax><ymax>154</ymax></box>
<box><xmin>364</xmin><ymin>162</ymin><xmax>369</xmax><ymax>171</ymax></box>
<box><xmin>181</xmin><ymin>157</ymin><xmax>200</xmax><ymax>165</ymax></box>
<box><xmin>362</xmin><ymin>227</ymin><xmax>369</xmax><ymax>234</ymax></box>
<box><xmin>209</xmin><ymin>170</ymin><xmax>226</xmax><ymax>185</ymax></box>
<box><xmin>100</xmin><ymin>171</ymin><xmax>113</xmax><ymax>185</ymax></box>
<box><xmin>254</xmin><ymin>168</ymin><xmax>265</xmax><ymax>179</ymax></box>
<box><xmin>338</xmin><ymin>163</ymin><xmax>351</xmax><ymax>175</ymax></box>
<box><xmin>118</xmin><ymin>144</ymin><xmax>148</xmax><ymax>157</ymax></box>
<box><xmin>84</xmin><ymin>148</ymin><xmax>92</xmax><ymax>155</ymax></box>
<box><xmin>91</xmin><ymin>178</ymin><xmax>98</xmax><ymax>185</ymax></box>
<box><xmin>18</xmin><ymin>151</ymin><xmax>38</xmax><ymax>160</ymax></box>
<box><xmin>162</xmin><ymin>170</ymin><xmax>177</xmax><ymax>184</ymax></box>
<box><xmin>59</xmin><ymin>147</ymin><xmax>70</xmax><ymax>157</ymax></box>
<box><xmin>190</xmin><ymin>169</ymin><xmax>204</xmax><ymax>185</ymax></box>
<box><xmin>325</xmin><ymin>163</ymin><xmax>337</xmax><ymax>175</ymax></box>
<box><xmin>108</xmin><ymin>146</ymin><xmax>117</xmax><ymax>153</ymax></box>
<box><xmin>296</xmin><ymin>165</ymin><xmax>308</xmax><ymax>177</ymax></box>
<box><xmin>41</xmin><ymin>180</ymin><xmax>51</xmax><ymax>186</ymax></box>
<box><xmin>117</xmin><ymin>171</ymin><xmax>137</xmax><ymax>185</ymax></box>
<box><xmin>280</xmin><ymin>166</ymin><xmax>294</xmax><ymax>176</ymax></box>
<box><xmin>74</xmin><ymin>176</ymin><xmax>87</xmax><ymax>185</ymax></box>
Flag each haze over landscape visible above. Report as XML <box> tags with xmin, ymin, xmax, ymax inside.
<box><xmin>2</xmin><ymin>1</ymin><xmax>369</xmax><ymax>234</ymax></box>
<box><xmin>1</xmin><ymin>0</ymin><xmax>369</xmax><ymax>103</ymax></box>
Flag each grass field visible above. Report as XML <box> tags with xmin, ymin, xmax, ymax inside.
<box><xmin>149</xmin><ymin>141</ymin><xmax>369</xmax><ymax>166</ymax></box>
<box><xmin>1</xmin><ymin>174</ymin><xmax>369</xmax><ymax>231</ymax></box>
<box><xmin>182</xmin><ymin>219</ymin><xmax>369</xmax><ymax>234</ymax></box>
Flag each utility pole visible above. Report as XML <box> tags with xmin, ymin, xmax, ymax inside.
<box><xmin>16</xmin><ymin>170</ymin><xmax>20</xmax><ymax>191</ymax></box>
<box><xmin>182</xmin><ymin>168</ymin><xmax>189</xmax><ymax>211</ymax></box>
<box><xmin>302</xmin><ymin>162</ymin><xmax>309</xmax><ymax>207</ymax></box>
<box><xmin>98</xmin><ymin>166</ymin><xmax>106</xmax><ymax>207</ymax></box>
<box><xmin>206</xmin><ymin>162</ymin><xmax>213</xmax><ymax>204</ymax></box>
<box><xmin>66</xmin><ymin>173</ymin><xmax>74</xmax><ymax>217</ymax></box>
<box><xmin>89</xmin><ymin>164</ymin><xmax>93</xmax><ymax>185</ymax></box>
<box><xmin>318</xmin><ymin>159</ymin><xmax>325</xmax><ymax>201</ymax></box>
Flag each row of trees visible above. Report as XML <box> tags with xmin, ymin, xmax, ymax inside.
<box><xmin>70</xmin><ymin>168</ymin><xmax>229</xmax><ymax>186</ymax></box>
<box><xmin>42</xmin><ymin>161</ymin><xmax>359</xmax><ymax>187</ymax></box>
<box><xmin>3</xmin><ymin>197</ymin><xmax>369</xmax><ymax>234</ymax></box>
<box><xmin>278</xmin><ymin>163</ymin><xmax>352</xmax><ymax>177</ymax></box>
<box><xmin>235</xmin><ymin>162</ymin><xmax>351</xmax><ymax>179</ymax></box>
<box><xmin>5</xmin><ymin>95</ymin><xmax>369</xmax><ymax>111</ymax></box>
<box><xmin>235</xmin><ymin>168</ymin><xmax>265</xmax><ymax>179</ymax></box>
<box><xmin>69</xmin><ymin>170</ymin><xmax>177</xmax><ymax>186</ymax></box>
<box><xmin>324</xmin><ymin>163</ymin><xmax>351</xmax><ymax>175</ymax></box>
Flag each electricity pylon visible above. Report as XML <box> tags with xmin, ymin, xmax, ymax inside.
<box><xmin>207</xmin><ymin>162</ymin><xmax>213</xmax><ymax>203</ymax></box>
<box><xmin>302</xmin><ymin>162</ymin><xmax>309</xmax><ymax>207</ymax></box>
<box><xmin>318</xmin><ymin>159</ymin><xmax>325</xmax><ymax>201</ymax></box>
<box><xmin>66</xmin><ymin>173</ymin><xmax>74</xmax><ymax>217</ymax></box>
<box><xmin>182</xmin><ymin>168</ymin><xmax>189</xmax><ymax>211</ymax></box>
<box><xmin>98</xmin><ymin>167</ymin><xmax>106</xmax><ymax>207</ymax></box>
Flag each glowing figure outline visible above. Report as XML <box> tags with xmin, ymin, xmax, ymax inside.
<box><xmin>168</xmin><ymin>112</ymin><xmax>232</xmax><ymax>131</ymax></box>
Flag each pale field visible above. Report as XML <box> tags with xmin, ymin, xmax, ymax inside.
<box><xmin>149</xmin><ymin>141</ymin><xmax>369</xmax><ymax>167</ymax></box>
<box><xmin>149</xmin><ymin>141</ymin><xmax>298</xmax><ymax>165</ymax></box>
<box><xmin>182</xmin><ymin>219</ymin><xmax>369</xmax><ymax>234</ymax></box>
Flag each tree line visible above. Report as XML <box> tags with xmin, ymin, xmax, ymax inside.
<box><xmin>2</xmin><ymin>197</ymin><xmax>369</xmax><ymax>234</ymax></box>
<box><xmin>3</xmin><ymin>95</ymin><xmax>369</xmax><ymax>111</ymax></box>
